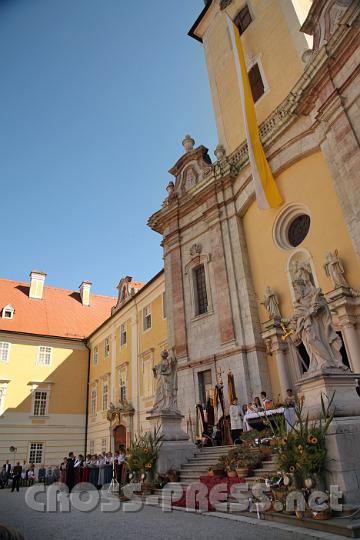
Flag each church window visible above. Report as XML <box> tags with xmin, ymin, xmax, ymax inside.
<box><xmin>89</xmin><ymin>440</ymin><xmax>94</xmax><ymax>455</ymax></box>
<box><xmin>143</xmin><ymin>305</ymin><xmax>152</xmax><ymax>331</ymax></box>
<box><xmin>37</xmin><ymin>346</ymin><xmax>52</xmax><ymax>366</ymax></box>
<box><xmin>102</xmin><ymin>383</ymin><xmax>108</xmax><ymax>411</ymax></box>
<box><xmin>0</xmin><ymin>342</ymin><xmax>10</xmax><ymax>363</ymax></box>
<box><xmin>29</xmin><ymin>442</ymin><xmax>43</xmax><ymax>464</ymax></box>
<box><xmin>288</xmin><ymin>214</ymin><xmax>311</xmax><ymax>248</ymax></box>
<box><xmin>33</xmin><ymin>391</ymin><xmax>48</xmax><ymax>416</ymax></box>
<box><xmin>104</xmin><ymin>338</ymin><xmax>110</xmax><ymax>358</ymax></box>
<box><xmin>235</xmin><ymin>4</ymin><xmax>252</xmax><ymax>34</ymax></box>
<box><xmin>273</xmin><ymin>203</ymin><xmax>311</xmax><ymax>250</ymax></box>
<box><xmin>194</xmin><ymin>265</ymin><xmax>208</xmax><ymax>315</ymax></box>
<box><xmin>248</xmin><ymin>63</ymin><xmax>265</xmax><ymax>103</ymax></box>
<box><xmin>120</xmin><ymin>324</ymin><xmax>127</xmax><ymax>347</ymax></box>
<box><xmin>93</xmin><ymin>346</ymin><xmax>98</xmax><ymax>365</ymax></box>
<box><xmin>120</xmin><ymin>370</ymin><xmax>127</xmax><ymax>402</ymax></box>
<box><xmin>91</xmin><ymin>390</ymin><xmax>97</xmax><ymax>414</ymax></box>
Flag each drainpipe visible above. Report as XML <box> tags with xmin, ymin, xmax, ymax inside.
<box><xmin>84</xmin><ymin>342</ymin><xmax>91</xmax><ymax>456</ymax></box>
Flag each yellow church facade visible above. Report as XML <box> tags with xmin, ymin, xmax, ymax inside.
<box><xmin>149</xmin><ymin>0</ymin><xmax>360</xmax><ymax>420</ymax></box>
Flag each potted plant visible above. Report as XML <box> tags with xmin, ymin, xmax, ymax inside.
<box><xmin>126</xmin><ymin>426</ymin><xmax>163</xmax><ymax>493</ymax></box>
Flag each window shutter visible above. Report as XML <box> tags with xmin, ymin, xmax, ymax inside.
<box><xmin>248</xmin><ymin>63</ymin><xmax>265</xmax><ymax>103</ymax></box>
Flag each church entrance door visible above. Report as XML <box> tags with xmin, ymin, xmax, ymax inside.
<box><xmin>113</xmin><ymin>425</ymin><xmax>126</xmax><ymax>451</ymax></box>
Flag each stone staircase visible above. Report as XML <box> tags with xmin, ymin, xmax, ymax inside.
<box><xmin>179</xmin><ymin>445</ymin><xmax>234</xmax><ymax>488</ymax></box>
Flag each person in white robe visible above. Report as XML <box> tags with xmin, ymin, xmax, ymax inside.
<box><xmin>229</xmin><ymin>398</ymin><xmax>243</xmax><ymax>443</ymax></box>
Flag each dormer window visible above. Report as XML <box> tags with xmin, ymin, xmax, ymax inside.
<box><xmin>2</xmin><ymin>305</ymin><xmax>14</xmax><ymax>320</ymax></box>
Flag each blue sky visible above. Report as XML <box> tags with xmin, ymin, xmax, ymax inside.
<box><xmin>0</xmin><ymin>0</ymin><xmax>218</xmax><ymax>296</ymax></box>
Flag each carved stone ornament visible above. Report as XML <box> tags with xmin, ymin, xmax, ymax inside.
<box><xmin>190</xmin><ymin>243</ymin><xmax>202</xmax><ymax>257</ymax></box>
<box><xmin>220</xmin><ymin>0</ymin><xmax>233</xmax><ymax>10</ymax></box>
<box><xmin>183</xmin><ymin>166</ymin><xmax>199</xmax><ymax>191</ymax></box>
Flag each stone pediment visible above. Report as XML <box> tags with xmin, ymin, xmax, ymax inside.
<box><xmin>169</xmin><ymin>140</ymin><xmax>212</xmax><ymax>198</ymax></box>
<box><xmin>301</xmin><ymin>0</ymin><xmax>352</xmax><ymax>52</ymax></box>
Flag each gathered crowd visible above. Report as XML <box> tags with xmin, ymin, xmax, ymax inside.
<box><xmin>1</xmin><ymin>448</ymin><xmax>128</xmax><ymax>493</ymax></box>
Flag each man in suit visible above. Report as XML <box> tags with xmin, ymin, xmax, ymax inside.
<box><xmin>66</xmin><ymin>452</ymin><xmax>76</xmax><ymax>492</ymax></box>
<box><xmin>11</xmin><ymin>462</ymin><xmax>22</xmax><ymax>492</ymax></box>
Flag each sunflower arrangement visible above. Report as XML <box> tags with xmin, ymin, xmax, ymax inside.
<box><xmin>273</xmin><ymin>393</ymin><xmax>335</xmax><ymax>488</ymax></box>
<box><xmin>126</xmin><ymin>425</ymin><xmax>163</xmax><ymax>480</ymax></box>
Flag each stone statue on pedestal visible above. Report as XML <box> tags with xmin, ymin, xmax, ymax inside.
<box><xmin>291</xmin><ymin>263</ymin><xmax>347</xmax><ymax>373</ymax></box>
<box><xmin>262</xmin><ymin>286</ymin><xmax>281</xmax><ymax>319</ymax></box>
<box><xmin>323</xmin><ymin>250</ymin><xmax>350</xmax><ymax>289</ymax></box>
<box><xmin>151</xmin><ymin>349</ymin><xmax>178</xmax><ymax>413</ymax></box>
<box><xmin>147</xmin><ymin>348</ymin><xmax>195</xmax><ymax>474</ymax></box>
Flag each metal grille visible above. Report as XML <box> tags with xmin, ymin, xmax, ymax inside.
<box><xmin>194</xmin><ymin>265</ymin><xmax>208</xmax><ymax>315</ymax></box>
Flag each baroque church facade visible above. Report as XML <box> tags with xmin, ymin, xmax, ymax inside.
<box><xmin>148</xmin><ymin>0</ymin><xmax>360</xmax><ymax>427</ymax></box>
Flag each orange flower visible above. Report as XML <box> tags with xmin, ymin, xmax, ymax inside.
<box><xmin>143</xmin><ymin>448</ymin><xmax>149</xmax><ymax>454</ymax></box>
<box><xmin>145</xmin><ymin>463</ymin><xmax>152</xmax><ymax>469</ymax></box>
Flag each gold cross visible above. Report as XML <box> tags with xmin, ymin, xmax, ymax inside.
<box><xmin>280</xmin><ymin>321</ymin><xmax>294</xmax><ymax>341</ymax></box>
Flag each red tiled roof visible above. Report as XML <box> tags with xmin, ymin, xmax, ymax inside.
<box><xmin>0</xmin><ymin>279</ymin><xmax>116</xmax><ymax>340</ymax></box>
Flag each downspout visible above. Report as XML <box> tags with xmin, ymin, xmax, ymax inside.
<box><xmin>84</xmin><ymin>341</ymin><xmax>91</xmax><ymax>456</ymax></box>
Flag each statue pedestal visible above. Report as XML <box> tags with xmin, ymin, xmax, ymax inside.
<box><xmin>296</xmin><ymin>369</ymin><xmax>360</xmax><ymax>503</ymax></box>
<box><xmin>146</xmin><ymin>410</ymin><xmax>196</xmax><ymax>475</ymax></box>
<box><xmin>296</xmin><ymin>369</ymin><xmax>360</xmax><ymax>420</ymax></box>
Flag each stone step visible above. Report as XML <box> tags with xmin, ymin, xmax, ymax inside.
<box><xmin>181</xmin><ymin>464</ymin><xmax>214</xmax><ymax>472</ymax></box>
<box><xmin>185</xmin><ymin>458</ymin><xmax>225</xmax><ymax>465</ymax></box>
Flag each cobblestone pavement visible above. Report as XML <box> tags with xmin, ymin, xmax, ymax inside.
<box><xmin>0</xmin><ymin>488</ymin><xmax>327</xmax><ymax>540</ymax></box>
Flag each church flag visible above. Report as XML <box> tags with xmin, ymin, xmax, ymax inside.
<box><xmin>226</xmin><ymin>15</ymin><xmax>283</xmax><ymax>210</ymax></box>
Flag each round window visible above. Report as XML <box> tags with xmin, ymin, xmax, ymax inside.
<box><xmin>287</xmin><ymin>214</ymin><xmax>311</xmax><ymax>247</ymax></box>
<box><xmin>273</xmin><ymin>204</ymin><xmax>311</xmax><ymax>250</ymax></box>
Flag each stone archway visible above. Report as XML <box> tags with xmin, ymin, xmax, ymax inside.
<box><xmin>113</xmin><ymin>425</ymin><xmax>127</xmax><ymax>451</ymax></box>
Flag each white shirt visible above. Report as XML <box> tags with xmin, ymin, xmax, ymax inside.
<box><xmin>229</xmin><ymin>404</ymin><xmax>243</xmax><ymax>430</ymax></box>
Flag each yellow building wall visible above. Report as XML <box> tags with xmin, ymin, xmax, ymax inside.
<box><xmin>203</xmin><ymin>0</ymin><xmax>310</xmax><ymax>153</ymax></box>
<box><xmin>0</xmin><ymin>337</ymin><xmax>87</xmax><ymax>415</ymax></box>
<box><xmin>242</xmin><ymin>151</ymin><xmax>360</xmax><ymax>395</ymax></box>
<box><xmin>86</xmin><ymin>273</ymin><xmax>167</xmax><ymax>453</ymax></box>
<box><xmin>0</xmin><ymin>334</ymin><xmax>88</xmax><ymax>466</ymax></box>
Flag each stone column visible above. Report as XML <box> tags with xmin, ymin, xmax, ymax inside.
<box><xmin>342</xmin><ymin>322</ymin><xmax>360</xmax><ymax>373</ymax></box>
<box><xmin>165</xmin><ymin>225</ymin><xmax>188</xmax><ymax>361</ymax></box>
<box><xmin>204</xmin><ymin>201</ymin><xmax>235</xmax><ymax>345</ymax></box>
<box><xmin>319</xmin><ymin>97</ymin><xmax>360</xmax><ymax>263</ymax></box>
<box><xmin>261</xmin><ymin>320</ymin><xmax>291</xmax><ymax>399</ymax></box>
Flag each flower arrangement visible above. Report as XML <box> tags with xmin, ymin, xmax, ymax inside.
<box><xmin>219</xmin><ymin>445</ymin><xmax>264</xmax><ymax>478</ymax></box>
<box><xmin>273</xmin><ymin>393</ymin><xmax>335</xmax><ymax>488</ymax></box>
<box><xmin>126</xmin><ymin>426</ymin><xmax>163</xmax><ymax>480</ymax></box>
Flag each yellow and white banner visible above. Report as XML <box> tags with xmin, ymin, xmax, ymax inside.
<box><xmin>226</xmin><ymin>15</ymin><xmax>283</xmax><ymax>210</ymax></box>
